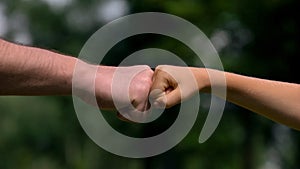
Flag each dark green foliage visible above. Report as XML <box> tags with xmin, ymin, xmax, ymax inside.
<box><xmin>0</xmin><ymin>0</ymin><xmax>299</xmax><ymax>168</ymax></box>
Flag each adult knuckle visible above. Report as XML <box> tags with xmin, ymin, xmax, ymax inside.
<box><xmin>139</xmin><ymin>65</ymin><xmax>151</xmax><ymax>70</ymax></box>
<box><xmin>139</xmin><ymin>84</ymin><xmax>150</xmax><ymax>93</ymax></box>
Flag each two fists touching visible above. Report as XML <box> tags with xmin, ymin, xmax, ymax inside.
<box><xmin>1</xmin><ymin>39</ymin><xmax>299</xmax><ymax>129</ymax></box>
<box><xmin>88</xmin><ymin>65</ymin><xmax>204</xmax><ymax>122</ymax></box>
<box><xmin>82</xmin><ymin>64</ymin><xmax>300</xmax><ymax>130</ymax></box>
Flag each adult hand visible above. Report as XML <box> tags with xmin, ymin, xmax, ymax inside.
<box><xmin>150</xmin><ymin>65</ymin><xmax>202</xmax><ymax>109</ymax></box>
<box><xmin>74</xmin><ymin>63</ymin><xmax>153</xmax><ymax>122</ymax></box>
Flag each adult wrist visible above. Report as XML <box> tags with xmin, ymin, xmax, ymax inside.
<box><xmin>72</xmin><ymin>62</ymin><xmax>116</xmax><ymax>108</ymax></box>
<box><xmin>72</xmin><ymin>60</ymin><xmax>98</xmax><ymax>97</ymax></box>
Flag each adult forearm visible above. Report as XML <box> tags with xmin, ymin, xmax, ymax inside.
<box><xmin>0</xmin><ymin>39</ymin><xmax>77</xmax><ymax>95</ymax></box>
<box><xmin>0</xmin><ymin>39</ymin><xmax>154</xmax><ymax>116</ymax></box>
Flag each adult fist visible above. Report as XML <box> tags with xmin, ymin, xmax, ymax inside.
<box><xmin>74</xmin><ymin>63</ymin><xmax>153</xmax><ymax>122</ymax></box>
<box><xmin>97</xmin><ymin>65</ymin><xmax>153</xmax><ymax>122</ymax></box>
<box><xmin>150</xmin><ymin>65</ymin><xmax>200</xmax><ymax>108</ymax></box>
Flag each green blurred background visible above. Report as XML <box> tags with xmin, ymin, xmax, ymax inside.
<box><xmin>0</xmin><ymin>0</ymin><xmax>299</xmax><ymax>168</ymax></box>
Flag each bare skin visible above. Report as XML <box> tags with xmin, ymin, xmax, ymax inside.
<box><xmin>0</xmin><ymin>39</ymin><xmax>153</xmax><ymax>118</ymax></box>
<box><xmin>1</xmin><ymin>39</ymin><xmax>300</xmax><ymax>128</ymax></box>
<box><xmin>150</xmin><ymin>65</ymin><xmax>300</xmax><ymax>130</ymax></box>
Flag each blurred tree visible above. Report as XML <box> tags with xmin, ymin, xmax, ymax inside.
<box><xmin>0</xmin><ymin>0</ymin><xmax>299</xmax><ymax>169</ymax></box>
